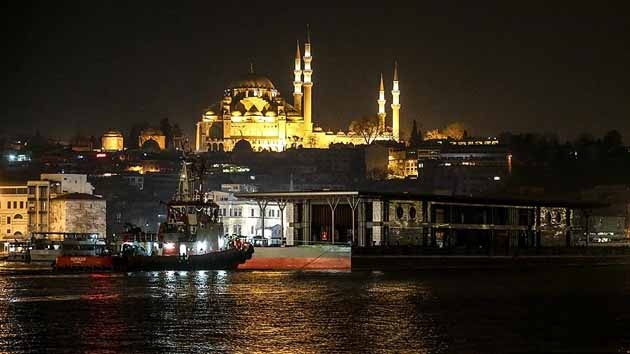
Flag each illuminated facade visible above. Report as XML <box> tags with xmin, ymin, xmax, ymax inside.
<box><xmin>49</xmin><ymin>193</ymin><xmax>106</xmax><ymax>238</ymax></box>
<box><xmin>101</xmin><ymin>130</ymin><xmax>124</xmax><ymax>152</ymax></box>
<box><xmin>139</xmin><ymin>128</ymin><xmax>166</xmax><ymax>150</ymax></box>
<box><xmin>0</xmin><ymin>186</ymin><xmax>29</xmax><ymax>245</ymax></box>
<box><xmin>196</xmin><ymin>30</ymin><xmax>401</xmax><ymax>152</ymax></box>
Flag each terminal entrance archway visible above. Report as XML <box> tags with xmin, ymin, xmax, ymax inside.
<box><xmin>311</xmin><ymin>204</ymin><xmax>353</xmax><ymax>244</ymax></box>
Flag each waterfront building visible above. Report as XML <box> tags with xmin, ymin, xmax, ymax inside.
<box><xmin>101</xmin><ymin>130</ymin><xmax>124</xmax><ymax>152</ymax></box>
<box><xmin>208</xmin><ymin>185</ymin><xmax>290</xmax><ymax>244</ymax></box>
<box><xmin>196</xmin><ymin>31</ymin><xmax>401</xmax><ymax>152</ymax></box>
<box><xmin>0</xmin><ymin>185</ymin><xmax>29</xmax><ymax>245</ymax></box>
<box><xmin>236</xmin><ymin>190</ymin><xmax>601</xmax><ymax>249</ymax></box>
<box><xmin>40</xmin><ymin>173</ymin><xmax>95</xmax><ymax>195</ymax></box>
<box><xmin>49</xmin><ymin>193</ymin><xmax>106</xmax><ymax>238</ymax></box>
<box><xmin>0</xmin><ymin>174</ymin><xmax>96</xmax><ymax>251</ymax></box>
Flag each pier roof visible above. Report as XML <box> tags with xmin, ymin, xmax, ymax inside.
<box><xmin>235</xmin><ymin>190</ymin><xmax>606</xmax><ymax>209</ymax></box>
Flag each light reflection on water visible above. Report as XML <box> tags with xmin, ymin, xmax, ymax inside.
<box><xmin>1</xmin><ymin>267</ymin><xmax>630</xmax><ymax>353</ymax></box>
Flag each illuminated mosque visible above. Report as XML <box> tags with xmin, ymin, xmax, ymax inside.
<box><xmin>195</xmin><ymin>30</ymin><xmax>401</xmax><ymax>152</ymax></box>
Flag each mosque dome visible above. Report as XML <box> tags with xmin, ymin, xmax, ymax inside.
<box><xmin>228</xmin><ymin>72</ymin><xmax>276</xmax><ymax>90</ymax></box>
<box><xmin>141</xmin><ymin>139</ymin><xmax>161</xmax><ymax>152</ymax></box>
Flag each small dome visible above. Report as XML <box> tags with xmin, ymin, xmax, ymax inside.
<box><xmin>141</xmin><ymin>139</ymin><xmax>160</xmax><ymax>152</ymax></box>
<box><xmin>231</xmin><ymin>110</ymin><xmax>242</xmax><ymax>116</ymax></box>
<box><xmin>265</xmin><ymin>110</ymin><xmax>276</xmax><ymax>117</ymax></box>
<box><xmin>336</xmin><ymin>131</ymin><xmax>346</xmax><ymax>136</ymax></box>
<box><xmin>233</xmin><ymin>139</ymin><xmax>253</xmax><ymax>153</ymax></box>
<box><xmin>313</xmin><ymin>127</ymin><xmax>323</xmax><ymax>132</ymax></box>
<box><xmin>228</xmin><ymin>72</ymin><xmax>276</xmax><ymax>90</ymax></box>
<box><xmin>103</xmin><ymin>129</ymin><xmax>123</xmax><ymax>137</ymax></box>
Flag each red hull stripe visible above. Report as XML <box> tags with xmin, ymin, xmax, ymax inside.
<box><xmin>238</xmin><ymin>257</ymin><xmax>350</xmax><ymax>270</ymax></box>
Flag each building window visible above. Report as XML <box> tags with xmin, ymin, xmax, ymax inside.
<box><xmin>13</xmin><ymin>201</ymin><xmax>17</xmax><ymax>209</ymax></box>
<box><xmin>7</xmin><ymin>217</ymin><xmax>10</xmax><ymax>224</ymax></box>
<box><xmin>396</xmin><ymin>206</ymin><xmax>404</xmax><ymax>220</ymax></box>
<box><xmin>251</xmin><ymin>209</ymin><xmax>254</xmax><ymax>217</ymax></box>
<box><xmin>19</xmin><ymin>201</ymin><xmax>24</xmax><ymax>209</ymax></box>
<box><xmin>251</xmin><ymin>225</ymin><xmax>254</xmax><ymax>235</ymax></box>
<box><xmin>546</xmin><ymin>212</ymin><xmax>552</xmax><ymax>224</ymax></box>
<box><xmin>7</xmin><ymin>201</ymin><xmax>10</xmax><ymax>209</ymax></box>
<box><xmin>409</xmin><ymin>207</ymin><xmax>417</xmax><ymax>220</ymax></box>
<box><xmin>14</xmin><ymin>214</ymin><xmax>23</xmax><ymax>220</ymax></box>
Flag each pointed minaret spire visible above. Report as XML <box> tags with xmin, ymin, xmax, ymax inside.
<box><xmin>391</xmin><ymin>60</ymin><xmax>401</xmax><ymax>142</ymax></box>
<box><xmin>249</xmin><ymin>62</ymin><xmax>255</xmax><ymax>74</ymax></box>
<box><xmin>302</xmin><ymin>25</ymin><xmax>313</xmax><ymax>131</ymax></box>
<box><xmin>377</xmin><ymin>73</ymin><xmax>386</xmax><ymax>130</ymax></box>
<box><xmin>293</xmin><ymin>40</ymin><xmax>303</xmax><ymax>112</ymax></box>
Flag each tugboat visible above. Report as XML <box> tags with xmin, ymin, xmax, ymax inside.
<box><xmin>119</xmin><ymin>157</ymin><xmax>254</xmax><ymax>271</ymax></box>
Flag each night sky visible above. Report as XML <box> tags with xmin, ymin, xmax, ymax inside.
<box><xmin>4</xmin><ymin>2</ymin><xmax>629</xmax><ymax>143</ymax></box>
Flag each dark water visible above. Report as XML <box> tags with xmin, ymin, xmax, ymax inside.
<box><xmin>1</xmin><ymin>266</ymin><xmax>630</xmax><ymax>353</ymax></box>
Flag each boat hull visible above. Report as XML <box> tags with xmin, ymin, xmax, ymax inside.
<box><xmin>237</xmin><ymin>245</ymin><xmax>351</xmax><ymax>270</ymax></box>
<box><xmin>55</xmin><ymin>256</ymin><xmax>113</xmax><ymax>270</ymax></box>
<box><xmin>120</xmin><ymin>245</ymin><xmax>254</xmax><ymax>271</ymax></box>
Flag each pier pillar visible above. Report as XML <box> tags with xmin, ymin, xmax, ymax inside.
<box><xmin>428</xmin><ymin>202</ymin><xmax>436</xmax><ymax>247</ymax></box>
<box><xmin>372</xmin><ymin>200</ymin><xmax>384</xmax><ymax>246</ymax></box>
<box><xmin>277</xmin><ymin>199</ymin><xmax>288</xmax><ymax>246</ymax></box>
<box><xmin>357</xmin><ymin>200</ymin><xmax>366</xmax><ymax>247</ymax></box>
<box><xmin>302</xmin><ymin>200</ymin><xmax>311</xmax><ymax>244</ymax></box>
<box><xmin>256</xmin><ymin>200</ymin><xmax>268</xmax><ymax>243</ymax></box>
<box><xmin>326</xmin><ymin>197</ymin><xmax>340</xmax><ymax>244</ymax></box>
<box><xmin>535</xmin><ymin>206</ymin><xmax>541</xmax><ymax>247</ymax></box>
<box><xmin>347</xmin><ymin>197</ymin><xmax>360</xmax><ymax>245</ymax></box>
<box><xmin>565</xmin><ymin>208</ymin><xmax>572</xmax><ymax>247</ymax></box>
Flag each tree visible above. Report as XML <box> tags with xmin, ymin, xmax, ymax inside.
<box><xmin>160</xmin><ymin>118</ymin><xmax>173</xmax><ymax>149</ymax></box>
<box><xmin>602</xmin><ymin>130</ymin><xmax>623</xmax><ymax>153</ymax></box>
<box><xmin>442</xmin><ymin>122</ymin><xmax>465</xmax><ymax>140</ymax></box>
<box><xmin>128</xmin><ymin>122</ymin><xmax>148</xmax><ymax>149</ymax></box>
<box><xmin>349</xmin><ymin>114</ymin><xmax>383</xmax><ymax>145</ymax></box>
<box><xmin>409</xmin><ymin>119</ymin><xmax>423</xmax><ymax>147</ymax></box>
<box><xmin>424</xmin><ymin>122</ymin><xmax>466</xmax><ymax>140</ymax></box>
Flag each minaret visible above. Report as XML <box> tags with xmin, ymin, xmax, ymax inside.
<box><xmin>302</xmin><ymin>25</ymin><xmax>313</xmax><ymax>131</ymax></box>
<box><xmin>391</xmin><ymin>61</ymin><xmax>400</xmax><ymax>142</ymax></box>
<box><xmin>293</xmin><ymin>40</ymin><xmax>303</xmax><ymax>112</ymax></box>
<box><xmin>377</xmin><ymin>73</ymin><xmax>386</xmax><ymax>130</ymax></box>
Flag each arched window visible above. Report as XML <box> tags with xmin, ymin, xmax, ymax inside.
<box><xmin>545</xmin><ymin>211</ymin><xmax>552</xmax><ymax>224</ymax></box>
<box><xmin>409</xmin><ymin>207</ymin><xmax>417</xmax><ymax>220</ymax></box>
<box><xmin>396</xmin><ymin>206</ymin><xmax>404</xmax><ymax>220</ymax></box>
<box><xmin>14</xmin><ymin>214</ymin><xmax>23</xmax><ymax>220</ymax></box>
<box><xmin>13</xmin><ymin>231</ymin><xmax>22</xmax><ymax>236</ymax></box>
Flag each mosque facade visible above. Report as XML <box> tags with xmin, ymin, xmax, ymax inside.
<box><xmin>195</xmin><ymin>32</ymin><xmax>401</xmax><ymax>152</ymax></box>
